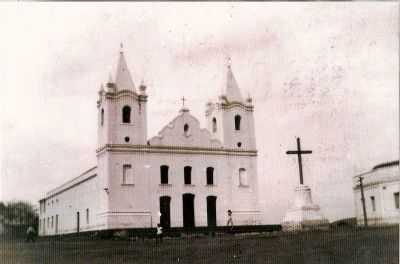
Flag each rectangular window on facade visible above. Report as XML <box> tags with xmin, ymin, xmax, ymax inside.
<box><xmin>51</xmin><ymin>216</ymin><xmax>54</xmax><ymax>228</ymax></box>
<box><xmin>160</xmin><ymin>165</ymin><xmax>169</xmax><ymax>184</ymax></box>
<box><xmin>394</xmin><ymin>192</ymin><xmax>399</xmax><ymax>209</ymax></box>
<box><xmin>206</xmin><ymin>167</ymin><xmax>214</xmax><ymax>185</ymax></box>
<box><xmin>239</xmin><ymin>168</ymin><xmax>248</xmax><ymax>186</ymax></box>
<box><xmin>370</xmin><ymin>196</ymin><xmax>376</xmax><ymax>212</ymax></box>
<box><xmin>86</xmin><ymin>208</ymin><xmax>89</xmax><ymax>224</ymax></box>
<box><xmin>184</xmin><ymin>166</ymin><xmax>192</xmax><ymax>185</ymax></box>
<box><xmin>122</xmin><ymin>164</ymin><xmax>133</xmax><ymax>184</ymax></box>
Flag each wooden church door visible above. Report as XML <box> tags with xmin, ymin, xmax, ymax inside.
<box><xmin>159</xmin><ymin>196</ymin><xmax>171</xmax><ymax>229</ymax></box>
<box><xmin>182</xmin><ymin>193</ymin><xmax>195</xmax><ymax>228</ymax></box>
<box><xmin>207</xmin><ymin>196</ymin><xmax>217</xmax><ymax>228</ymax></box>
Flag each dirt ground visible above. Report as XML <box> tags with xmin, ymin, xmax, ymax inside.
<box><xmin>0</xmin><ymin>226</ymin><xmax>398</xmax><ymax>264</ymax></box>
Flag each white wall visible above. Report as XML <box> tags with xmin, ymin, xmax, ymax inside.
<box><xmin>103</xmin><ymin>150</ymin><xmax>260</xmax><ymax>229</ymax></box>
<box><xmin>353</xmin><ymin>165</ymin><xmax>400</xmax><ymax>225</ymax></box>
<box><xmin>149</xmin><ymin>110</ymin><xmax>221</xmax><ymax>148</ymax></box>
<box><xmin>39</xmin><ymin>169</ymin><xmax>107</xmax><ymax>236</ymax></box>
<box><xmin>98</xmin><ymin>91</ymin><xmax>147</xmax><ymax>147</ymax></box>
<box><xmin>206</xmin><ymin>103</ymin><xmax>256</xmax><ymax>151</ymax></box>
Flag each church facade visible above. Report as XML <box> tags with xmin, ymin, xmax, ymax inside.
<box><xmin>38</xmin><ymin>49</ymin><xmax>261</xmax><ymax>236</ymax></box>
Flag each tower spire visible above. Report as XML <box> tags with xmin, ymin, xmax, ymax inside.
<box><xmin>224</xmin><ymin>57</ymin><xmax>243</xmax><ymax>103</ymax></box>
<box><xmin>99</xmin><ymin>83</ymin><xmax>105</xmax><ymax>93</ymax></box>
<box><xmin>114</xmin><ymin>44</ymin><xmax>136</xmax><ymax>92</ymax></box>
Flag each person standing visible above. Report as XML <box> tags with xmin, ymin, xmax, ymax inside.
<box><xmin>156</xmin><ymin>223</ymin><xmax>163</xmax><ymax>243</ymax></box>
<box><xmin>26</xmin><ymin>226</ymin><xmax>35</xmax><ymax>242</ymax></box>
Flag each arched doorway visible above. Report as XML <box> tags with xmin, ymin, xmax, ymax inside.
<box><xmin>182</xmin><ymin>193</ymin><xmax>195</xmax><ymax>228</ymax></box>
<box><xmin>159</xmin><ymin>196</ymin><xmax>171</xmax><ymax>229</ymax></box>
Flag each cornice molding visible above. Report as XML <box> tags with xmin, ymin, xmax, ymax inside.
<box><xmin>96</xmin><ymin>144</ymin><xmax>257</xmax><ymax>157</ymax></box>
<box><xmin>220</xmin><ymin>101</ymin><xmax>254</xmax><ymax>111</ymax></box>
<box><xmin>353</xmin><ymin>177</ymin><xmax>400</xmax><ymax>190</ymax></box>
<box><xmin>45</xmin><ymin>173</ymin><xmax>97</xmax><ymax>200</ymax></box>
<box><xmin>104</xmin><ymin>90</ymin><xmax>148</xmax><ymax>102</ymax></box>
<box><xmin>206</xmin><ymin>101</ymin><xmax>253</xmax><ymax>116</ymax></box>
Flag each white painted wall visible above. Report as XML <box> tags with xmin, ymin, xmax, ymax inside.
<box><xmin>101</xmin><ymin>151</ymin><xmax>259</xmax><ymax>229</ymax></box>
<box><xmin>149</xmin><ymin>110</ymin><xmax>222</xmax><ymax>148</ymax></box>
<box><xmin>206</xmin><ymin>102</ymin><xmax>256</xmax><ymax>150</ymax></box>
<box><xmin>98</xmin><ymin>90</ymin><xmax>147</xmax><ymax>147</ymax></box>
<box><xmin>353</xmin><ymin>164</ymin><xmax>400</xmax><ymax>225</ymax></box>
<box><xmin>39</xmin><ymin>149</ymin><xmax>260</xmax><ymax>236</ymax></box>
<box><xmin>38</xmin><ymin>168</ymin><xmax>107</xmax><ymax>236</ymax></box>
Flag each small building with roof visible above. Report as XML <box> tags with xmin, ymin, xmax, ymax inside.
<box><xmin>38</xmin><ymin>48</ymin><xmax>261</xmax><ymax>236</ymax></box>
<box><xmin>353</xmin><ymin>160</ymin><xmax>400</xmax><ymax>226</ymax></box>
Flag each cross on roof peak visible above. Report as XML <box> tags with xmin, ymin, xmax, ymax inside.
<box><xmin>181</xmin><ymin>96</ymin><xmax>186</xmax><ymax>108</ymax></box>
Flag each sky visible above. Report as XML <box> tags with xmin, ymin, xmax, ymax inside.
<box><xmin>0</xmin><ymin>3</ymin><xmax>398</xmax><ymax>224</ymax></box>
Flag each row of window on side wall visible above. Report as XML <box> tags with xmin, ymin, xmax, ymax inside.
<box><xmin>369</xmin><ymin>192</ymin><xmax>400</xmax><ymax>212</ymax></box>
<box><xmin>41</xmin><ymin>199</ymin><xmax>59</xmax><ymax>214</ymax></box>
<box><xmin>39</xmin><ymin>209</ymin><xmax>90</xmax><ymax>233</ymax></box>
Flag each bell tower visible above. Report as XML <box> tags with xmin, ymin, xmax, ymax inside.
<box><xmin>206</xmin><ymin>59</ymin><xmax>256</xmax><ymax>150</ymax></box>
<box><xmin>97</xmin><ymin>47</ymin><xmax>148</xmax><ymax>148</ymax></box>
<box><xmin>95</xmin><ymin>47</ymin><xmax>149</xmax><ymax>226</ymax></box>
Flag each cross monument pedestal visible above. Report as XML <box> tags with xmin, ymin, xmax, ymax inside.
<box><xmin>281</xmin><ymin>184</ymin><xmax>329</xmax><ymax>231</ymax></box>
<box><xmin>281</xmin><ymin>137</ymin><xmax>329</xmax><ymax>231</ymax></box>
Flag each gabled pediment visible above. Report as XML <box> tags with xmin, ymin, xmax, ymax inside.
<box><xmin>149</xmin><ymin>111</ymin><xmax>222</xmax><ymax>148</ymax></box>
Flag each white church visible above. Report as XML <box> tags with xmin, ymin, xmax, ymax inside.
<box><xmin>38</xmin><ymin>49</ymin><xmax>261</xmax><ymax>236</ymax></box>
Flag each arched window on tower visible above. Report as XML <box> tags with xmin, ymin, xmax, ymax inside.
<box><xmin>212</xmin><ymin>118</ymin><xmax>217</xmax><ymax>133</ymax></box>
<box><xmin>122</xmin><ymin>106</ymin><xmax>131</xmax><ymax>123</ymax></box>
<box><xmin>239</xmin><ymin>168</ymin><xmax>248</xmax><ymax>186</ymax></box>
<box><xmin>101</xmin><ymin>108</ymin><xmax>104</xmax><ymax>126</ymax></box>
<box><xmin>234</xmin><ymin>115</ymin><xmax>241</xmax><ymax>131</ymax></box>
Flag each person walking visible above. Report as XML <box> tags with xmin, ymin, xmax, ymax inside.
<box><xmin>227</xmin><ymin>210</ymin><xmax>234</xmax><ymax>233</ymax></box>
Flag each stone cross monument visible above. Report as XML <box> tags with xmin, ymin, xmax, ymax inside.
<box><xmin>281</xmin><ymin>137</ymin><xmax>329</xmax><ymax>231</ymax></box>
